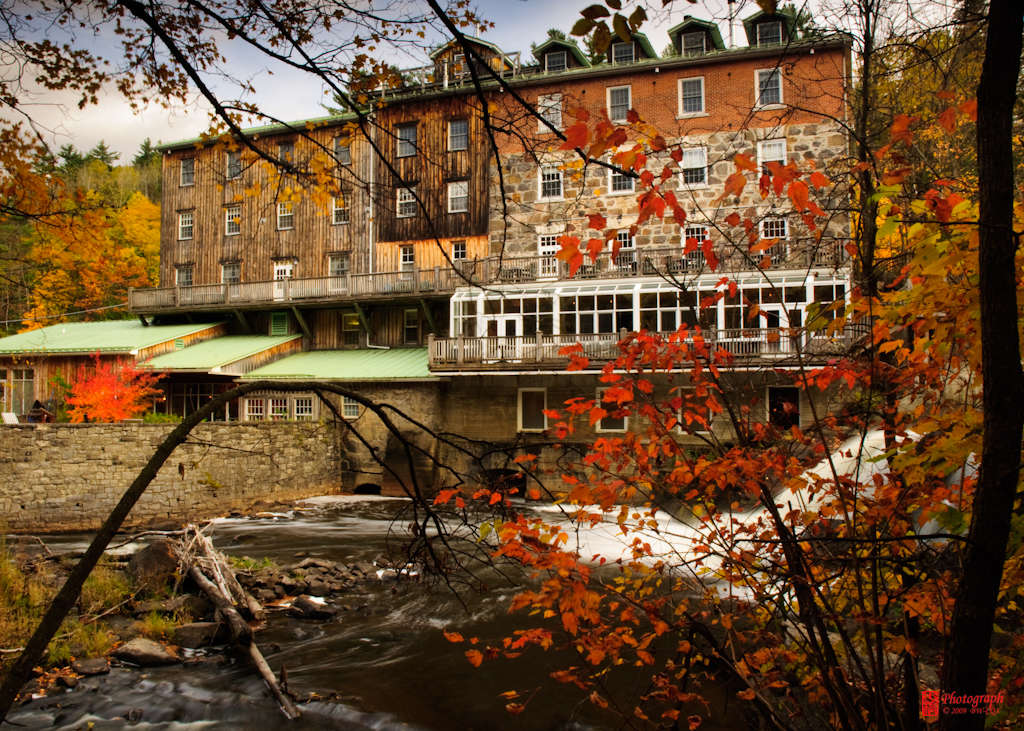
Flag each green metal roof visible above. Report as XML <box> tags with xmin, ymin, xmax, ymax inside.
<box><xmin>0</xmin><ymin>320</ymin><xmax>224</xmax><ymax>356</ymax></box>
<box><xmin>666</xmin><ymin>17</ymin><xmax>726</xmax><ymax>51</ymax></box>
<box><xmin>742</xmin><ymin>9</ymin><xmax>799</xmax><ymax>46</ymax></box>
<box><xmin>158</xmin><ymin>112</ymin><xmax>358</xmax><ymax>152</ymax></box>
<box><xmin>533</xmin><ymin>37</ymin><xmax>591</xmax><ymax>68</ymax></box>
<box><xmin>239</xmin><ymin>348</ymin><xmax>434</xmax><ymax>381</ymax></box>
<box><xmin>142</xmin><ymin>335</ymin><xmax>300</xmax><ymax>372</ymax></box>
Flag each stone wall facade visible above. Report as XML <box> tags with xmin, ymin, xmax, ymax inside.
<box><xmin>0</xmin><ymin>422</ymin><xmax>343</xmax><ymax>533</ymax></box>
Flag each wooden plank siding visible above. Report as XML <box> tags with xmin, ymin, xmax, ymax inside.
<box><xmin>375</xmin><ymin>235</ymin><xmax>488</xmax><ymax>272</ymax></box>
<box><xmin>135</xmin><ymin>323</ymin><xmax>228</xmax><ymax>361</ymax></box>
<box><xmin>219</xmin><ymin>337</ymin><xmax>304</xmax><ymax>376</ymax></box>
<box><xmin>310</xmin><ymin>301</ymin><xmax>449</xmax><ymax>350</ymax></box>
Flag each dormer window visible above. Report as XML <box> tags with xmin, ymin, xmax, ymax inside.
<box><xmin>612</xmin><ymin>42</ymin><xmax>634</xmax><ymax>64</ymax></box>
<box><xmin>682</xmin><ymin>31</ymin><xmax>706</xmax><ymax>57</ymax></box>
<box><xmin>756</xmin><ymin>20</ymin><xmax>783</xmax><ymax>46</ymax></box>
<box><xmin>545</xmin><ymin>50</ymin><xmax>567</xmax><ymax>72</ymax></box>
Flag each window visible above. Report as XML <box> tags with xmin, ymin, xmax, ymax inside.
<box><xmin>611</xmin><ymin>41</ymin><xmax>634</xmax><ymax>64</ymax></box>
<box><xmin>342</xmin><ymin>313</ymin><xmax>360</xmax><ymax>346</ymax></box>
<box><xmin>404</xmin><ymin>308</ymin><xmax>420</xmax><ymax>344</ymax></box>
<box><xmin>682</xmin><ymin>32</ymin><xmax>706</xmax><ymax>57</ymax></box>
<box><xmin>225</xmin><ymin>205</ymin><xmax>241</xmax><ymax>235</ymax></box>
<box><xmin>278</xmin><ymin>141</ymin><xmax>294</xmax><ymax>162</ymax></box>
<box><xmin>448</xmin><ymin>119</ymin><xmax>469</xmax><ymax>151</ymax></box>
<box><xmin>756</xmin><ymin>68</ymin><xmax>783</xmax><ymax>107</ymax></box>
<box><xmin>270</xmin><ymin>311</ymin><xmax>289</xmax><ymax>336</ymax></box>
<box><xmin>609</xmin><ymin>163</ymin><xmax>635</xmax><ymax>194</ymax></box>
<box><xmin>538</xmin><ymin>234</ymin><xmax>561</xmax><ymax>277</ymax></box>
<box><xmin>452</xmin><ymin>240</ymin><xmax>467</xmax><ymax>261</ymax></box>
<box><xmin>277</xmin><ymin>201</ymin><xmax>294</xmax><ymax>230</ymax></box>
<box><xmin>760</xmin><ymin>217</ymin><xmax>789</xmax><ymax>264</ymax></box>
<box><xmin>397</xmin><ymin>187</ymin><xmax>417</xmax><ymax>218</ymax></box>
<box><xmin>221</xmin><ymin>262</ymin><xmax>241</xmax><ymax>284</ymax></box>
<box><xmin>400</xmin><ymin>245</ymin><xmax>415</xmax><ymax>271</ymax></box>
<box><xmin>396</xmin><ymin>123</ymin><xmax>417</xmax><ymax>157</ymax></box>
<box><xmin>294</xmin><ymin>397</ymin><xmax>314</xmax><ymax>421</ymax></box>
<box><xmin>332</xmin><ymin>193</ymin><xmax>350</xmax><ymax>225</ymax></box>
<box><xmin>245</xmin><ymin>398</ymin><xmax>265</xmax><ymax>421</ymax></box>
<box><xmin>680</xmin><ymin>147</ymin><xmax>708</xmax><ymax>186</ymax></box>
<box><xmin>269</xmin><ymin>398</ymin><xmax>289</xmax><ymax>421</ymax></box>
<box><xmin>175</xmin><ymin>265</ymin><xmax>193</xmax><ymax>287</ymax></box>
<box><xmin>342</xmin><ymin>395</ymin><xmax>360</xmax><ymax>419</ymax></box>
<box><xmin>607</xmin><ymin>86</ymin><xmax>631</xmax><ymax>123</ymax></box>
<box><xmin>678</xmin><ymin>77</ymin><xmax>705</xmax><ymax>115</ymax></box>
<box><xmin>537</xmin><ymin>93</ymin><xmax>563</xmax><ymax>131</ymax></box>
<box><xmin>679</xmin><ymin>388</ymin><xmax>714</xmax><ymax>433</ymax></box>
<box><xmin>758</xmin><ymin>138</ymin><xmax>787</xmax><ymax>175</ymax></box>
<box><xmin>226</xmin><ymin>150</ymin><xmax>242</xmax><ymax>179</ymax></box>
<box><xmin>10</xmin><ymin>369</ymin><xmax>33</xmax><ymax>415</ymax></box>
<box><xmin>329</xmin><ymin>252</ymin><xmax>350</xmax><ymax>277</ymax></box>
<box><xmin>178</xmin><ymin>211</ymin><xmax>194</xmax><ymax>240</ymax></box>
<box><xmin>768</xmin><ymin>386</ymin><xmax>800</xmax><ymax>428</ymax></box>
<box><xmin>518</xmin><ymin>388</ymin><xmax>547</xmax><ymax>432</ymax></box>
<box><xmin>538</xmin><ymin>166</ymin><xmax>563</xmax><ymax>200</ymax></box>
<box><xmin>683</xmin><ymin>225</ymin><xmax>709</xmax><ymax>269</ymax></box>
<box><xmin>334</xmin><ymin>137</ymin><xmax>352</xmax><ymax>165</ymax></box>
<box><xmin>545</xmin><ymin>50</ymin><xmax>567</xmax><ymax>72</ymax></box>
<box><xmin>447</xmin><ymin>180</ymin><xmax>469</xmax><ymax>213</ymax></box>
<box><xmin>180</xmin><ymin>158</ymin><xmax>195</xmax><ymax>186</ymax></box>
<box><xmin>615</xmin><ymin>230</ymin><xmax>636</xmax><ymax>270</ymax></box>
<box><xmin>597</xmin><ymin>388</ymin><xmax>627</xmax><ymax>432</ymax></box>
<box><xmin>757</xmin><ymin>21</ymin><xmax>783</xmax><ymax>46</ymax></box>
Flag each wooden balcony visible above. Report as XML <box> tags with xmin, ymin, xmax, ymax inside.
<box><xmin>428</xmin><ymin>325</ymin><xmax>868</xmax><ymax>372</ymax></box>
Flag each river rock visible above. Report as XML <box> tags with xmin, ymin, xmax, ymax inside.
<box><xmin>297</xmin><ymin>557</ymin><xmax>336</xmax><ymax>571</ymax></box>
<box><xmin>56</xmin><ymin>674</ymin><xmax>79</xmax><ymax>689</ymax></box>
<box><xmin>289</xmin><ymin>595</ymin><xmax>337</xmax><ymax>620</ymax></box>
<box><xmin>71</xmin><ymin>658</ymin><xmax>110</xmax><ymax>676</ymax></box>
<box><xmin>128</xmin><ymin>540</ymin><xmax>179</xmax><ymax>591</ymax></box>
<box><xmin>170</xmin><ymin>622</ymin><xmax>228</xmax><ymax>649</ymax></box>
<box><xmin>112</xmin><ymin>638</ymin><xmax>180</xmax><ymax>666</ymax></box>
<box><xmin>133</xmin><ymin>595</ymin><xmax>188</xmax><ymax>617</ymax></box>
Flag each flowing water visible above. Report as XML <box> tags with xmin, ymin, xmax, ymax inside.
<box><xmin>7</xmin><ymin>496</ymin><xmax>723</xmax><ymax>730</ymax></box>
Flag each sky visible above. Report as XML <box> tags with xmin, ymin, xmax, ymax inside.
<box><xmin>7</xmin><ymin>0</ymin><xmax>746</xmax><ymax>161</ymax></box>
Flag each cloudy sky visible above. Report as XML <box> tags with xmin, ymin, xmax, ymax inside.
<box><xmin>11</xmin><ymin>0</ymin><xmax>744</xmax><ymax>160</ymax></box>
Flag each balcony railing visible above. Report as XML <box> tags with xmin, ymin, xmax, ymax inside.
<box><xmin>129</xmin><ymin>242</ymin><xmax>850</xmax><ymax>312</ymax></box>
<box><xmin>428</xmin><ymin>325</ymin><xmax>868</xmax><ymax>370</ymax></box>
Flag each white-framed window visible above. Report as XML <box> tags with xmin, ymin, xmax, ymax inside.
<box><xmin>245</xmin><ymin>398</ymin><xmax>265</xmax><ymax>421</ymax></box>
<box><xmin>400</xmin><ymin>245</ymin><xmax>415</xmax><ymax>271</ymax></box>
<box><xmin>756</xmin><ymin>68</ymin><xmax>783</xmax><ymax>107</ymax></box>
<box><xmin>682</xmin><ymin>31</ymin><xmax>706</xmax><ymax>57</ymax></box>
<box><xmin>760</xmin><ymin>217</ymin><xmax>790</xmax><ymax>264</ymax></box>
<box><xmin>224</xmin><ymin>205</ymin><xmax>241</xmax><ymax>236</ymax></box>
<box><xmin>396</xmin><ymin>123</ymin><xmax>417</xmax><ymax>157</ymax></box>
<box><xmin>537</xmin><ymin>93</ymin><xmax>563</xmax><ymax>131</ymax></box>
<box><xmin>180</xmin><ymin>157</ymin><xmax>195</xmax><ymax>186</ymax></box>
<box><xmin>678</xmin><ymin>388</ymin><xmax>714</xmax><ymax>433</ymax></box>
<box><xmin>397</xmin><ymin>187</ymin><xmax>417</xmax><ymax>218</ymax></box>
<box><xmin>757</xmin><ymin>138</ymin><xmax>787</xmax><ymax>175</ymax></box>
<box><xmin>278</xmin><ymin>141</ymin><xmax>294</xmax><ymax>162</ymax></box>
<box><xmin>328</xmin><ymin>252</ymin><xmax>350</xmax><ymax>277</ymax></box>
<box><xmin>609</xmin><ymin>162</ymin><xmax>634</xmax><ymax>194</ymax></box>
<box><xmin>342</xmin><ymin>395</ymin><xmax>360</xmax><ymax>419</ymax></box>
<box><xmin>756</xmin><ymin>21</ymin><xmax>783</xmax><ymax>46</ymax></box>
<box><xmin>607</xmin><ymin>85</ymin><xmax>631</xmax><ymax>123</ymax></box>
<box><xmin>269</xmin><ymin>398</ymin><xmax>289</xmax><ymax>421</ymax></box>
<box><xmin>611</xmin><ymin>41</ymin><xmax>634</xmax><ymax>64</ymax></box>
<box><xmin>221</xmin><ymin>261</ymin><xmax>241</xmax><ymax>284</ymax></box>
<box><xmin>596</xmin><ymin>388</ymin><xmax>627</xmax><ymax>432</ymax></box>
<box><xmin>678</xmin><ymin>77</ymin><xmax>705</xmax><ymax>116</ymax></box>
<box><xmin>175</xmin><ymin>265</ymin><xmax>193</xmax><ymax>287</ymax></box>
<box><xmin>226</xmin><ymin>150</ymin><xmax>242</xmax><ymax>180</ymax></box>
<box><xmin>615</xmin><ymin>230</ymin><xmax>636</xmax><ymax>269</ymax></box>
<box><xmin>545</xmin><ymin>50</ymin><xmax>567</xmax><ymax>72</ymax></box>
<box><xmin>177</xmin><ymin>211</ymin><xmax>194</xmax><ymax>240</ymax></box>
<box><xmin>294</xmin><ymin>397</ymin><xmax>314</xmax><ymax>421</ymax></box>
<box><xmin>332</xmin><ymin>193</ymin><xmax>350</xmax><ymax>225</ymax></box>
<box><xmin>683</xmin><ymin>225</ymin><xmax>709</xmax><ymax>269</ymax></box>
<box><xmin>334</xmin><ymin>137</ymin><xmax>351</xmax><ymax>165</ymax></box>
<box><xmin>449</xmin><ymin>119</ymin><xmax>469</xmax><ymax>151</ymax></box>
<box><xmin>277</xmin><ymin>201</ymin><xmax>294</xmax><ymax>230</ymax></box>
<box><xmin>538</xmin><ymin>233</ymin><xmax>561</xmax><ymax>277</ymax></box>
<box><xmin>452</xmin><ymin>240</ymin><xmax>467</xmax><ymax>261</ymax></box>
<box><xmin>680</xmin><ymin>147</ymin><xmax>708</xmax><ymax>186</ymax></box>
<box><xmin>538</xmin><ymin>166</ymin><xmax>563</xmax><ymax>200</ymax></box>
<box><xmin>447</xmin><ymin>180</ymin><xmax>469</xmax><ymax>213</ymax></box>
<box><xmin>517</xmin><ymin>388</ymin><xmax>547</xmax><ymax>432</ymax></box>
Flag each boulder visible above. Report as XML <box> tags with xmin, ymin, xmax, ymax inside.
<box><xmin>71</xmin><ymin>658</ymin><xmax>110</xmax><ymax>676</ymax></box>
<box><xmin>288</xmin><ymin>595</ymin><xmax>337</xmax><ymax>620</ymax></box>
<box><xmin>128</xmin><ymin>540</ymin><xmax>179</xmax><ymax>591</ymax></box>
<box><xmin>170</xmin><ymin>622</ymin><xmax>228</xmax><ymax>649</ymax></box>
<box><xmin>112</xmin><ymin>637</ymin><xmax>180</xmax><ymax>666</ymax></box>
<box><xmin>297</xmin><ymin>558</ymin><xmax>336</xmax><ymax>571</ymax></box>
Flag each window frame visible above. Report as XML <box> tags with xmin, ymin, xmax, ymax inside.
<box><xmin>677</xmin><ymin>76</ymin><xmax>706</xmax><ymax>116</ymax></box>
<box><xmin>224</xmin><ymin>204</ymin><xmax>241</xmax><ymax>236</ymax></box>
<box><xmin>332</xmin><ymin>193</ymin><xmax>350</xmax><ymax>225</ymax></box>
<box><xmin>596</xmin><ymin>388</ymin><xmax>628</xmax><ymax>432</ymax></box>
<box><xmin>757</xmin><ymin>138</ymin><xmax>788</xmax><ymax>175</ymax></box>
<box><xmin>221</xmin><ymin>261</ymin><xmax>241</xmax><ymax>284</ymax></box>
<box><xmin>175</xmin><ymin>265</ymin><xmax>194</xmax><ymax>288</ymax></box>
<box><xmin>756</xmin><ymin>68</ymin><xmax>784</xmax><ymax>108</ymax></box>
<box><xmin>538</xmin><ymin>165</ymin><xmax>564</xmax><ymax>201</ymax></box>
<box><xmin>537</xmin><ymin>93</ymin><xmax>563</xmax><ymax>132</ymax></box>
<box><xmin>447</xmin><ymin>180</ymin><xmax>469</xmax><ymax>213</ymax></box>
<box><xmin>334</xmin><ymin>137</ymin><xmax>352</xmax><ymax>166</ymax></box>
<box><xmin>226</xmin><ymin>150</ymin><xmax>242</xmax><ymax>180</ymax></box>
<box><xmin>451</xmin><ymin>240</ymin><xmax>467</xmax><ymax>261</ymax></box>
<box><xmin>517</xmin><ymin>387</ymin><xmax>548</xmax><ymax>433</ymax></box>
<box><xmin>403</xmin><ymin>307</ymin><xmax>420</xmax><ymax>345</ymax></box>
<box><xmin>328</xmin><ymin>252</ymin><xmax>350</xmax><ymax>278</ymax></box>
<box><xmin>681</xmin><ymin>31</ymin><xmax>706</xmax><ymax>57</ymax></box>
<box><xmin>342</xmin><ymin>395</ymin><xmax>360</xmax><ymax>420</ymax></box>
<box><xmin>276</xmin><ymin>201</ymin><xmax>295</xmax><ymax>231</ymax></box>
<box><xmin>611</xmin><ymin>41</ymin><xmax>634</xmax><ymax>64</ymax></box>
<box><xmin>607</xmin><ymin>85</ymin><xmax>632</xmax><ymax>123</ymax></box>
<box><xmin>245</xmin><ymin>397</ymin><xmax>265</xmax><ymax>421</ymax></box>
<box><xmin>180</xmin><ymin>157</ymin><xmax>195</xmax><ymax>187</ymax></box>
<box><xmin>400</xmin><ymin>244</ymin><xmax>415</xmax><ymax>270</ymax></box>
<box><xmin>294</xmin><ymin>397</ymin><xmax>315</xmax><ymax>421</ymax></box>
<box><xmin>396</xmin><ymin>186</ymin><xmax>417</xmax><ymax>218</ymax></box>
<box><xmin>396</xmin><ymin>123</ymin><xmax>417</xmax><ymax>158</ymax></box>
<box><xmin>608</xmin><ymin>163</ymin><xmax>635</xmax><ymax>195</ymax></box>
<box><xmin>177</xmin><ymin>211</ymin><xmax>194</xmax><ymax>240</ymax></box>
<box><xmin>277</xmin><ymin>141</ymin><xmax>294</xmax><ymax>163</ymax></box>
<box><xmin>756</xmin><ymin>20</ymin><xmax>784</xmax><ymax>47</ymax></box>
<box><xmin>448</xmin><ymin>118</ymin><xmax>469</xmax><ymax>151</ymax></box>
<box><xmin>545</xmin><ymin>50</ymin><xmax>567</xmax><ymax>72</ymax></box>
<box><xmin>680</xmin><ymin>147</ymin><xmax>709</xmax><ymax>187</ymax></box>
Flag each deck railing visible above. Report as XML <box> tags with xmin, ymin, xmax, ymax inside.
<box><xmin>428</xmin><ymin>324</ymin><xmax>868</xmax><ymax>369</ymax></box>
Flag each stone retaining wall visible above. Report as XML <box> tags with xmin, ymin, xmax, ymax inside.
<box><xmin>0</xmin><ymin>422</ymin><xmax>343</xmax><ymax>533</ymax></box>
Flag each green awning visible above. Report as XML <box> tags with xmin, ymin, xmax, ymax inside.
<box><xmin>143</xmin><ymin>335</ymin><xmax>301</xmax><ymax>373</ymax></box>
<box><xmin>0</xmin><ymin>321</ymin><xmax>224</xmax><ymax>355</ymax></box>
<box><xmin>239</xmin><ymin>348</ymin><xmax>434</xmax><ymax>381</ymax></box>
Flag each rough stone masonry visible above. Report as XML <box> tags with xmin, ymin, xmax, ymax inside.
<box><xmin>0</xmin><ymin>422</ymin><xmax>343</xmax><ymax>533</ymax></box>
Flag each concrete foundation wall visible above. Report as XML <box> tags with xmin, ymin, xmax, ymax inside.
<box><xmin>0</xmin><ymin>422</ymin><xmax>342</xmax><ymax>533</ymax></box>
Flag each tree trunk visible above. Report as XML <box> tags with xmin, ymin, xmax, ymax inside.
<box><xmin>940</xmin><ymin>2</ymin><xmax>1023</xmax><ymax>729</ymax></box>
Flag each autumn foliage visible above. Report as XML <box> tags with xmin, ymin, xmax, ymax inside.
<box><xmin>66</xmin><ymin>354</ymin><xmax>161</xmax><ymax>423</ymax></box>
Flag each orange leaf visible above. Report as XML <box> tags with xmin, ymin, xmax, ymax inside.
<box><xmin>443</xmin><ymin>631</ymin><xmax>464</xmax><ymax>643</ymax></box>
<box><xmin>722</xmin><ymin>172</ymin><xmax>746</xmax><ymax>198</ymax></box>
<box><xmin>809</xmin><ymin>171</ymin><xmax>831</xmax><ymax>189</ymax></box>
<box><xmin>561</xmin><ymin>122</ymin><xmax>588</xmax><ymax>150</ymax></box>
<box><xmin>587</xmin><ymin>213</ymin><xmax>607</xmax><ymax>230</ymax></box>
<box><xmin>724</xmin><ymin>212</ymin><xmax>741</xmax><ymax>227</ymax></box>
<box><xmin>959</xmin><ymin>99</ymin><xmax>978</xmax><ymax>121</ymax></box>
<box><xmin>787</xmin><ymin>179</ymin><xmax>810</xmax><ymax>212</ymax></box>
<box><xmin>734</xmin><ymin>152</ymin><xmax>757</xmax><ymax>172</ymax></box>
<box><xmin>586</xmin><ymin>237</ymin><xmax>604</xmax><ymax>262</ymax></box>
<box><xmin>937</xmin><ymin>106</ymin><xmax>957</xmax><ymax>134</ymax></box>
<box><xmin>626</xmin><ymin>108</ymin><xmax>639</xmax><ymax>124</ymax></box>
<box><xmin>465</xmin><ymin>649</ymin><xmax>484</xmax><ymax>667</ymax></box>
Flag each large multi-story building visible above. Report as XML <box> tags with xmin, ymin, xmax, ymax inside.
<box><xmin>3</xmin><ymin>11</ymin><xmax>856</xmax><ymax>490</ymax></box>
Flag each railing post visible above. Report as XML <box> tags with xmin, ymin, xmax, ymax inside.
<box><xmin>427</xmin><ymin>333</ymin><xmax>434</xmax><ymax>365</ymax></box>
<box><xmin>536</xmin><ymin>331</ymin><xmax>542</xmax><ymax>362</ymax></box>
<box><xmin>433</xmin><ymin>265</ymin><xmax>440</xmax><ymax>291</ymax></box>
<box><xmin>456</xmin><ymin>334</ymin><xmax>464</xmax><ymax>365</ymax></box>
